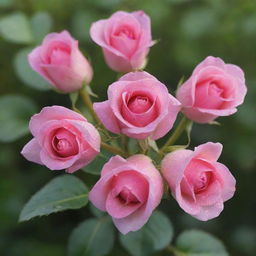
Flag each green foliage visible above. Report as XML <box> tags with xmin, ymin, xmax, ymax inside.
<box><xmin>67</xmin><ymin>217</ymin><xmax>114</xmax><ymax>256</ymax></box>
<box><xmin>71</xmin><ymin>11</ymin><xmax>98</xmax><ymax>43</ymax></box>
<box><xmin>31</xmin><ymin>12</ymin><xmax>53</xmax><ymax>43</ymax></box>
<box><xmin>19</xmin><ymin>175</ymin><xmax>89</xmax><ymax>222</ymax></box>
<box><xmin>120</xmin><ymin>211</ymin><xmax>174</xmax><ymax>256</ymax></box>
<box><xmin>14</xmin><ymin>47</ymin><xmax>51</xmax><ymax>90</ymax></box>
<box><xmin>83</xmin><ymin>149</ymin><xmax>113</xmax><ymax>175</ymax></box>
<box><xmin>175</xmin><ymin>229</ymin><xmax>228</xmax><ymax>256</ymax></box>
<box><xmin>0</xmin><ymin>12</ymin><xmax>33</xmax><ymax>44</ymax></box>
<box><xmin>0</xmin><ymin>95</ymin><xmax>37</xmax><ymax>142</ymax></box>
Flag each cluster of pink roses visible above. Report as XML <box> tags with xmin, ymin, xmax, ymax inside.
<box><xmin>21</xmin><ymin>10</ymin><xmax>246</xmax><ymax>234</ymax></box>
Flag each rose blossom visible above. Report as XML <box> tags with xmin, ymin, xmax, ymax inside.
<box><xmin>93</xmin><ymin>71</ymin><xmax>181</xmax><ymax>140</ymax></box>
<box><xmin>28</xmin><ymin>30</ymin><xmax>93</xmax><ymax>93</ymax></box>
<box><xmin>90</xmin><ymin>11</ymin><xmax>154</xmax><ymax>72</ymax></box>
<box><xmin>161</xmin><ymin>142</ymin><xmax>236</xmax><ymax>221</ymax></box>
<box><xmin>89</xmin><ymin>154</ymin><xmax>163</xmax><ymax>234</ymax></box>
<box><xmin>21</xmin><ymin>106</ymin><xmax>100</xmax><ymax>173</ymax></box>
<box><xmin>176</xmin><ymin>56</ymin><xmax>247</xmax><ymax>123</ymax></box>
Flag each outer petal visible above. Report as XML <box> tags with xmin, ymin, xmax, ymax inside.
<box><xmin>193</xmin><ymin>201</ymin><xmax>224</xmax><ymax>221</ymax></box>
<box><xmin>21</xmin><ymin>138</ymin><xmax>43</xmax><ymax>165</ymax></box>
<box><xmin>113</xmin><ymin>155</ymin><xmax>163</xmax><ymax>234</ymax></box>
<box><xmin>118</xmin><ymin>71</ymin><xmax>156</xmax><ymax>82</ymax></box>
<box><xmin>69</xmin><ymin>120</ymin><xmax>101</xmax><ymax>152</ymax></box>
<box><xmin>41</xmin><ymin>64</ymin><xmax>83</xmax><ymax>93</ymax></box>
<box><xmin>70</xmin><ymin>40</ymin><xmax>93</xmax><ymax>85</ymax></box>
<box><xmin>29</xmin><ymin>106</ymin><xmax>86</xmax><ymax>137</ymax></box>
<box><xmin>90</xmin><ymin>20</ymin><xmax>108</xmax><ymax>48</ymax></box>
<box><xmin>101</xmin><ymin>155</ymin><xmax>127</xmax><ymax>177</ymax></box>
<box><xmin>89</xmin><ymin>165</ymin><xmax>135</xmax><ymax>211</ymax></box>
<box><xmin>42</xmin><ymin>30</ymin><xmax>74</xmax><ymax>45</ymax></box>
<box><xmin>162</xmin><ymin>149</ymin><xmax>194</xmax><ymax>190</ymax></box>
<box><xmin>194</xmin><ymin>142</ymin><xmax>223</xmax><ymax>162</ymax></box>
<box><xmin>176</xmin><ymin>77</ymin><xmax>195</xmax><ymax>108</ymax></box>
<box><xmin>102</xmin><ymin>49</ymin><xmax>132</xmax><ymax>73</ymax></box>
<box><xmin>193</xmin><ymin>56</ymin><xmax>226</xmax><ymax>75</ymax></box>
<box><xmin>40</xmin><ymin>148</ymin><xmax>79</xmax><ymax>170</ymax></box>
<box><xmin>214</xmin><ymin>162</ymin><xmax>236</xmax><ymax>201</ymax></box>
<box><xmin>28</xmin><ymin>46</ymin><xmax>54</xmax><ymax>86</ymax></box>
<box><xmin>152</xmin><ymin>95</ymin><xmax>181</xmax><ymax>140</ymax></box>
<box><xmin>181</xmin><ymin>107</ymin><xmax>218</xmax><ymax>123</ymax></box>
<box><xmin>93</xmin><ymin>101</ymin><xmax>121</xmax><ymax>134</ymax></box>
<box><xmin>66</xmin><ymin>147</ymin><xmax>98</xmax><ymax>173</ymax></box>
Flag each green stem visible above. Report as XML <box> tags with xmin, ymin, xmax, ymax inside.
<box><xmin>79</xmin><ymin>88</ymin><xmax>101</xmax><ymax>124</ymax></box>
<box><xmin>121</xmin><ymin>135</ymin><xmax>128</xmax><ymax>152</ymax></box>
<box><xmin>101</xmin><ymin>142</ymin><xmax>129</xmax><ymax>158</ymax></box>
<box><xmin>159</xmin><ymin>116</ymin><xmax>189</xmax><ymax>155</ymax></box>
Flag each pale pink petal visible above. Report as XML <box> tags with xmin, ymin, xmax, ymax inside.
<box><xmin>106</xmin><ymin>192</ymin><xmax>142</xmax><ymax>219</ymax></box>
<box><xmin>102</xmin><ymin>49</ymin><xmax>132</xmax><ymax>72</ymax></box>
<box><xmin>40</xmin><ymin>148</ymin><xmax>78</xmax><ymax>170</ymax></box>
<box><xmin>68</xmin><ymin>120</ymin><xmax>100</xmax><ymax>152</ymax></box>
<box><xmin>195</xmin><ymin>180</ymin><xmax>222</xmax><ymax>206</ymax></box>
<box><xmin>152</xmin><ymin>95</ymin><xmax>181</xmax><ymax>140</ymax></box>
<box><xmin>41</xmin><ymin>64</ymin><xmax>83</xmax><ymax>93</ymax></box>
<box><xmin>119</xmin><ymin>71</ymin><xmax>155</xmax><ymax>82</ymax></box>
<box><xmin>89</xmin><ymin>172</ymin><xmax>114</xmax><ymax>211</ymax></box>
<box><xmin>28</xmin><ymin>46</ymin><xmax>54</xmax><ymax>85</ymax></box>
<box><xmin>214</xmin><ymin>162</ymin><xmax>236</xmax><ymax>201</ymax></box>
<box><xmin>101</xmin><ymin>155</ymin><xmax>127</xmax><ymax>177</ymax></box>
<box><xmin>70</xmin><ymin>40</ymin><xmax>93</xmax><ymax>84</ymax></box>
<box><xmin>193</xmin><ymin>56</ymin><xmax>226</xmax><ymax>75</ymax></box>
<box><xmin>29</xmin><ymin>106</ymin><xmax>85</xmax><ymax>137</ymax></box>
<box><xmin>194</xmin><ymin>142</ymin><xmax>223</xmax><ymax>162</ymax></box>
<box><xmin>93</xmin><ymin>101</ymin><xmax>121</xmax><ymax>134</ymax></box>
<box><xmin>66</xmin><ymin>147</ymin><xmax>98</xmax><ymax>173</ymax></box>
<box><xmin>193</xmin><ymin>201</ymin><xmax>224</xmax><ymax>221</ymax></box>
<box><xmin>162</xmin><ymin>149</ymin><xmax>195</xmax><ymax>190</ymax></box>
<box><xmin>21</xmin><ymin>138</ymin><xmax>43</xmax><ymax>165</ymax></box>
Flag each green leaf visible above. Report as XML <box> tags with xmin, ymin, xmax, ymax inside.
<box><xmin>148</xmin><ymin>138</ymin><xmax>159</xmax><ymax>152</ymax></box>
<box><xmin>0</xmin><ymin>0</ymin><xmax>14</xmax><ymax>8</ymax></box>
<box><xmin>68</xmin><ymin>217</ymin><xmax>114</xmax><ymax>256</ymax></box>
<box><xmin>0</xmin><ymin>95</ymin><xmax>37</xmax><ymax>142</ymax></box>
<box><xmin>69</xmin><ymin>92</ymin><xmax>81</xmax><ymax>113</ymax></box>
<box><xmin>31</xmin><ymin>12</ymin><xmax>53</xmax><ymax>43</ymax></box>
<box><xmin>71</xmin><ymin>10</ymin><xmax>98</xmax><ymax>43</ymax></box>
<box><xmin>19</xmin><ymin>175</ymin><xmax>88</xmax><ymax>222</ymax></box>
<box><xmin>14</xmin><ymin>47</ymin><xmax>51</xmax><ymax>90</ymax></box>
<box><xmin>0</xmin><ymin>12</ymin><xmax>33</xmax><ymax>44</ymax></box>
<box><xmin>176</xmin><ymin>229</ymin><xmax>228</xmax><ymax>256</ymax></box>
<box><xmin>83</xmin><ymin>150</ymin><xmax>112</xmax><ymax>175</ymax></box>
<box><xmin>120</xmin><ymin>210</ymin><xmax>174</xmax><ymax>256</ymax></box>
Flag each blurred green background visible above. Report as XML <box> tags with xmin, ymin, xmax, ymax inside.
<box><xmin>1</xmin><ymin>0</ymin><xmax>256</xmax><ymax>255</ymax></box>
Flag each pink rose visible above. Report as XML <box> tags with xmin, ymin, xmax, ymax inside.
<box><xmin>90</xmin><ymin>11</ymin><xmax>154</xmax><ymax>72</ymax></box>
<box><xmin>162</xmin><ymin>142</ymin><xmax>236</xmax><ymax>221</ymax></box>
<box><xmin>93</xmin><ymin>71</ymin><xmax>181</xmax><ymax>140</ymax></box>
<box><xmin>28</xmin><ymin>31</ymin><xmax>93</xmax><ymax>93</ymax></box>
<box><xmin>21</xmin><ymin>106</ymin><xmax>100</xmax><ymax>173</ymax></box>
<box><xmin>176</xmin><ymin>56</ymin><xmax>247</xmax><ymax>123</ymax></box>
<box><xmin>89</xmin><ymin>155</ymin><xmax>163</xmax><ymax>234</ymax></box>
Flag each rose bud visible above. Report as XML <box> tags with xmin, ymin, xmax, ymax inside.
<box><xmin>28</xmin><ymin>30</ymin><xmax>93</xmax><ymax>93</ymax></box>
<box><xmin>21</xmin><ymin>106</ymin><xmax>100</xmax><ymax>173</ymax></box>
<box><xmin>90</xmin><ymin>11</ymin><xmax>154</xmax><ymax>72</ymax></box>
<box><xmin>89</xmin><ymin>154</ymin><xmax>163</xmax><ymax>234</ymax></box>
<box><xmin>176</xmin><ymin>56</ymin><xmax>247</xmax><ymax>123</ymax></box>
<box><xmin>162</xmin><ymin>142</ymin><xmax>236</xmax><ymax>221</ymax></box>
<box><xmin>93</xmin><ymin>71</ymin><xmax>181</xmax><ymax>140</ymax></box>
